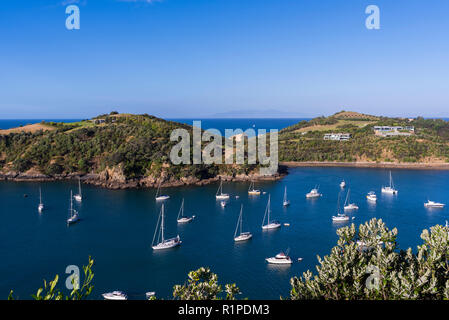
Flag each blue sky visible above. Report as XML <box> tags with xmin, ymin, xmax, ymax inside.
<box><xmin>0</xmin><ymin>0</ymin><xmax>448</xmax><ymax>118</ymax></box>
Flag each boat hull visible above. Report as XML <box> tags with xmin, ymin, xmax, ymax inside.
<box><xmin>234</xmin><ymin>233</ymin><xmax>253</xmax><ymax>242</ymax></box>
<box><xmin>74</xmin><ymin>195</ymin><xmax>82</xmax><ymax>202</ymax></box>
<box><xmin>152</xmin><ymin>237</ymin><xmax>182</xmax><ymax>250</ymax></box>
<box><xmin>262</xmin><ymin>223</ymin><xmax>281</xmax><ymax>230</ymax></box>
<box><xmin>216</xmin><ymin>194</ymin><xmax>230</xmax><ymax>200</ymax></box>
<box><xmin>155</xmin><ymin>195</ymin><xmax>170</xmax><ymax>201</ymax></box>
<box><xmin>266</xmin><ymin>257</ymin><xmax>292</xmax><ymax>265</ymax></box>
<box><xmin>177</xmin><ymin>217</ymin><xmax>194</xmax><ymax>223</ymax></box>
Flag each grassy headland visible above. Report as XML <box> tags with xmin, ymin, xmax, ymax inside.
<box><xmin>279</xmin><ymin>111</ymin><xmax>449</xmax><ymax>168</ymax></box>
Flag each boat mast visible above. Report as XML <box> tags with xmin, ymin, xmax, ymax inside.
<box><xmin>177</xmin><ymin>198</ymin><xmax>184</xmax><ymax>220</ymax></box>
<box><xmin>39</xmin><ymin>187</ymin><xmax>42</xmax><ymax>205</ymax></box>
<box><xmin>284</xmin><ymin>186</ymin><xmax>287</xmax><ymax>202</ymax></box>
<box><xmin>267</xmin><ymin>194</ymin><xmax>271</xmax><ymax>224</ymax></box>
<box><xmin>234</xmin><ymin>205</ymin><xmax>243</xmax><ymax>238</ymax></box>
<box><xmin>161</xmin><ymin>204</ymin><xmax>165</xmax><ymax>242</ymax></box>
<box><xmin>78</xmin><ymin>178</ymin><xmax>82</xmax><ymax>197</ymax></box>
<box><xmin>344</xmin><ymin>189</ymin><xmax>350</xmax><ymax>206</ymax></box>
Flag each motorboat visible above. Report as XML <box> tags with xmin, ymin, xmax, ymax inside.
<box><xmin>102</xmin><ymin>291</ymin><xmax>128</xmax><ymax>300</ymax></box>
<box><xmin>306</xmin><ymin>187</ymin><xmax>322</xmax><ymax>198</ymax></box>
<box><xmin>367</xmin><ymin>191</ymin><xmax>377</xmax><ymax>202</ymax></box>
<box><xmin>266</xmin><ymin>251</ymin><xmax>293</xmax><ymax>264</ymax></box>
<box><xmin>424</xmin><ymin>200</ymin><xmax>445</xmax><ymax>208</ymax></box>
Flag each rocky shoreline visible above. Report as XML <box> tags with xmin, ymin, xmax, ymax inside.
<box><xmin>0</xmin><ymin>169</ymin><xmax>287</xmax><ymax>190</ymax></box>
<box><xmin>281</xmin><ymin>161</ymin><xmax>449</xmax><ymax>170</ymax></box>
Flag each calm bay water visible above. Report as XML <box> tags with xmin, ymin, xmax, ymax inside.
<box><xmin>1</xmin><ymin>167</ymin><xmax>448</xmax><ymax>299</ymax></box>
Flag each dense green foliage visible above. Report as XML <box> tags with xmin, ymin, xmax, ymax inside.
<box><xmin>0</xmin><ymin>114</ymin><xmax>258</xmax><ymax>180</ymax></box>
<box><xmin>8</xmin><ymin>257</ymin><xmax>94</xmax><ymax>300</ymax></box>
<box><xmin>172</xmin><ymin>267</ymin><xmax>241</xmax><ymax>300</ymax></box>
<box><xmin>290</xmin><ymin>219</ymin><xmax>449</xmax><ymax>300</ymax></box>
<box><xmin>279</xmin><ymin>114</ymin><xmax>449</xmax><ymax>163</ymax></box>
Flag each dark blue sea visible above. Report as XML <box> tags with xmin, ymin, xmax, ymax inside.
<box><xmin>0</xmin><ymin>118</ymin><xmax>305</xmax><ymax>133</ymax></box>
<box><xmin>1</xmin><ymin>167</ymin><xmax>448</xmax><ymax>299</ymax></box>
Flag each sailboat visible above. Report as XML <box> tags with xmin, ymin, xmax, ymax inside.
<box><xmin>152</xmin><ymin>203</ymin><xmax>181</xmax><ymax>250</ymax></box>
<box><xmin>67</xmin><ymin>190</ymin><xmax>79</xmax><ymax>225</ymax></box>
<box><xmin>262</xmin><ymin>195</ymin><xmax>281</xmax><ymax>230</ymax></box>
<box><xmin>38</xmin><ymin>187</ymin><xmax>44</xmax><ymax>213</ymax></box>
<box><xmin>177</xmin><ymin>198</ymin><xmax>195</xmax><ymax>223</ymax></box>
<box><xmin>343</xmin><ymin>188</ymin><xmax>359</xmax><ymax>211</ymax></box>
<box><xmin>248</xmin><ymin>180</ymin><xmax>261</xmax><ymax>195</ymax></box>
<box><xmin>381</xmin><ymin>171</ymin><xmax>398</xmax><ymax>195</ymax></box>
<box><xmin>155</xmin><ymin>181</ymin><xmax>170</xmax><ymax>201</ymax></box>
<box><xmin>216</xmin><ymin>180</ymin><xmax>230</xmax><ymax>200</ymax></box>
<box><xmin>234</xmin><ymin>205</ymin><xmax>252</xmax><ymax>242</ymax></box>
<box><xmin>74</xmin><ymin>177</ymin><xmax>82</xmax><ymax>202</ymax></box>
<box><xmin>283</xmin><ymin>186</ymin><xmax>290</xmax><ymax>207</ymax></box>
<box><xmin>332</xmin><ymin>191</ymin><xmax>350</xmax><ymax>222</ymax></box>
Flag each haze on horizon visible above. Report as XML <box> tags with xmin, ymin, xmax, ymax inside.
<box><xmin>0</xmin><ymin>0</ymin><xmax>448</xmax><ymax>119</ymax></box>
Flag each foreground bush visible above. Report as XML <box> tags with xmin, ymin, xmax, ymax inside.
<box><xmin>290</xmin><ymin>218</ymin><xmax>449</xmax><ymax>299</ymax></box>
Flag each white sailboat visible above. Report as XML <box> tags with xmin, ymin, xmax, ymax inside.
<box><xmin>152</xmin><ymin>203</ymin><xmax>181</xmax><ymax>250</ymax></box>
<box><xmin>381</xmin><ymin>171</ymin><xmax>398</xmax><ymax>195</ymax></box>
<box><xmin>262</xmin><ymin>195</ymin><xmax>281</xmax><ymax>230</ymax></box>
<box><xmin>282</xmin><ymin>186</ymin><xmax>290</xmax><ymax>207</ymax></box>
<box><xmin>266</xmin><ymin>250</ymin><xmax>293</xmax><ymax>265</ymax></box>
<box><xmin>234</xmin><ymin>204</ymin><xmax>252</xmax><ymax>242</ymax></box>
<box><xmin>306</xmin><ymin>186</ymin><xmax>322</xmax><ymax>198</ymax></box>
<box><xmin>343</xmin><ymin>189</ymin><xmax>359</xmax><ymax>211</ymax></box>
<box><xmin>74</xmin><ymin>177</ymin><xmax>82</xmax><ymax>202</ymax></box>
<box><xmin>155</xmin><ymin>181</ymin><xmax>170</xmax><ymax>201</ymax></box>
<box><xmin>332</xmin><ymin>191</ymin><xmax>350</xmax><ymax>222</ymax></box>
<box><xmin>248</xmin><ymin>181</ymin><xmax>261</xmax><ymax>195</ymax></box>
<box><xmin>67</xmin><ymin>190</ymin><xmax>79</xmax><ymax>225</ymax></box>
<box><xmin>216</xmin><ymin>180</ymin><xmax>230</xmax><ymax>200</ymax></box>
<box><xmin>177</xmin><ymin>198</ymin><xmax>195</xmax><ymax>223</ymax></box>
<box><xmin>38</xmin><ymin>187</ymin><xmax>44</xmax><ymax>213</ymax></box>
<box><xmin>424</xmin><ymin>200</ymin><xmax>445</xmax><ymax>208</ymax></box>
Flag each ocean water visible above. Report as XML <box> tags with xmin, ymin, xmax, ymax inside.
<box><xmin>168</xmin><ymin>118</ymin><xmax>307</xmax><ymax>136</ymax></box>
<box><xmin>1</xmin><ymin>167</ymin><xmax>448</xmax><ymax>300</ymax></box>
<box><xmin>0</xmin><ymin>118</ymin><xmax>305</xmax><ymax>132</ymax></box>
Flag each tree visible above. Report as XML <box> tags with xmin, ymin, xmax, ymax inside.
<box><xmin>290</xmin><ymin>218</ymin><xmax>449</xmax><ymax>300</ymax></box>
<box><xmin>173</xmin><ymin>267</ymin><xmax>241</xmax><ymax>300</ymax></box>
<box><xmin>8</xmin><ymin>257</ymin><xmax>94</xmax><ymax>300</ymax></box>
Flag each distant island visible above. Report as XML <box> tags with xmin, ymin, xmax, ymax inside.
<box><xmin>1</xmin><ymin>111</ymin><xmax>449</xmax><ymax>189</ymax></box>
<box><xmin>278</xmin><ymin>111</ymin><xmax>449</xmax><ymax>169</ymax></box>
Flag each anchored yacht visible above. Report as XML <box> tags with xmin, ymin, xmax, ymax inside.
<box><xmin>262</xmin><ymin>195</ymin><xmax>281</xmax><ymax>230</ymax></box>
<box><xmin>381</xmin><ymin>171</ymin><xmax>398</xmax><ymax>195</ymax></box>
<box><xmin>102</xmin><ymin>291</ymin><xmax>128</xmax><ymax>300</ymax></box>
<box><xmin>152</xmin><ymin>204</ymin><xmax>181</xmax><ymax>250</ymax></box>
<box><xmin>424</xmin><ymin>200</ymin><xmax>445</xmax><ymax>208</ymax></box>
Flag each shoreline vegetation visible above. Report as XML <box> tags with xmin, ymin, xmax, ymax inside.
<box><xmin>2</xmin><ymin>110</ymin><xmax>449</xmax><ymax>189</ymax></box>
<box><xmin>281</xmin><ymin>161</ymin><xmax>449</xmax><ymax>170</ymax></box>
